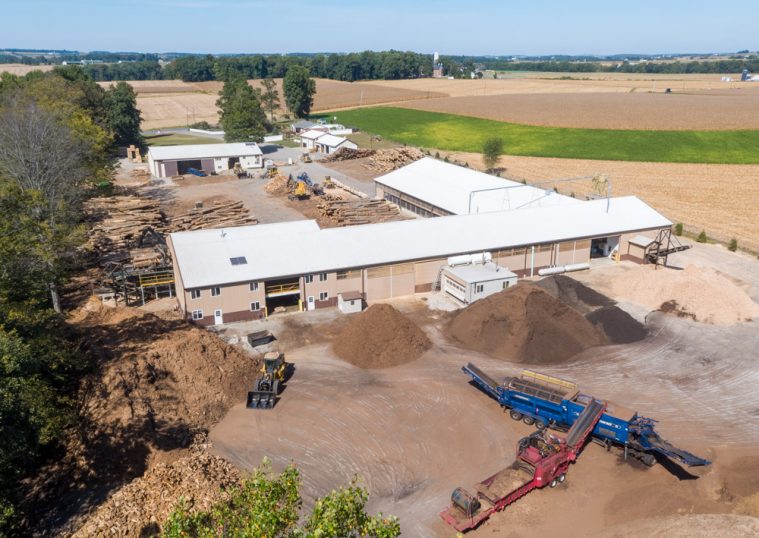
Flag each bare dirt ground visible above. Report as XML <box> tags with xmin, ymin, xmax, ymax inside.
<box><xmin>441</xmin><ymin>151</ymin><xmax>759</xmax><ymax>251</ymax></box>
<box><xmin>397</xmin><ymin>90</ymin><xmax>759</xmax><ymax>130</ymax></box>
<box><xmin>207</xmin><ymin>243</ymin><xmax>759</xmax><ymax>536</ymax></box>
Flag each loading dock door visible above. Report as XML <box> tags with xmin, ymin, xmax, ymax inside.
<box><xmin>177</xmin><ymin>160</ymin><xmax>203</xmax><ymax>174</ymax></box>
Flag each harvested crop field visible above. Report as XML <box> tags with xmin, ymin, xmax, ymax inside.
<box><xmin>398</xmin><ymin>90</ymin><xmax>759</xmax><ymax>130</ymax></box>
<box><xmin>0</xmin><ymin>63</ymin><xmax>54</xmax><ymax>76</ymax></box>
<box><xmin>332</xmin><ymin>304</ymin><xmax>431</xmax><ymax>368</ymax></box>
<box><xmin>442</xmin><ymin>151</ymin><xmax>759</xmax><ymax>250</ymax></box>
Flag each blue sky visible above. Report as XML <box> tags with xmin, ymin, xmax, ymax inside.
<box><xmin>2</xmin><ymin>0</ymin><xmax>756</xmax><ymax>56</ymax></box>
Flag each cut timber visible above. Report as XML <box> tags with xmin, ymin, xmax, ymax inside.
<box><xmin>166</xmin><ymin>200</ymin><xmax>258</xmax><ymax>231</ymax></box>
<box><xmin>317</xmin><ymin>198</ymin><xmax>402</xmax><ymax>226</ymax></box>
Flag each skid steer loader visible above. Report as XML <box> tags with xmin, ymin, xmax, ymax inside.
<box><xmin>246</xmin><ymin>352</ymin><xmax>290</xmax><ymax>409</ymax></box>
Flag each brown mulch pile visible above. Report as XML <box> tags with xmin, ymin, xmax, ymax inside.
<box><xmin>446</xmin><ymin>284</ymin><xmax>609</xmax><ymax>364</ymax></box>
<box><xmin>27</xmin><ymin>301</ymin><xmax>260</xmax><ymax>535</ymax></box>
<box><xmin>332</xmin><ymin>304</ymin><xmax>431</xmax><ymax>368</ymax></box>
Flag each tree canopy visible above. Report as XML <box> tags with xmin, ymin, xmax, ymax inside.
<box><xmin>216</xmin><ymin>78</ymin><xmax>267</xmax><ymax>142</ymax></box>
<box><xmin>104</xmin><ymin>81</ymin><xmax>143</xmax><ymax>147</ymax></box>
<box><xmin>283</xmin><ymin>66</ymin><xmax>316</xmax><ymax>119</ymax></box>
<box><xmin>162</xmin><ymin>460</ymin><xmax>400</xmax><ymax>538</ymax></box>
<box><xmin>482</xmin><ymin>137</ymin><xmax>504</xmax><ymax>170</ymax></box>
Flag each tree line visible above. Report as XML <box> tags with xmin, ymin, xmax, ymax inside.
<box><xmin>0</xmin><ymin>66</ymin><xmax>142</xmax><ymax>533</ymax></box>
<box><xmin>478</xmin><ymin>58</ymin><xmax>759</xmax><ymax>74</ymax></box>
<box><xmin>72</xmin><ymin>51</ymin><xmax>434</xmax><ymax>82</ymax></box>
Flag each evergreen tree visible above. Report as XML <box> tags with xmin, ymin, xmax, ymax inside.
<box><xmin>104</xmin><ymin>81</ymin><xmax>143</xmax><ymax>147</ymax></box>
<box><xmin>216</xmin><ymin>78</ymin><xmax>266</xmax><ymax>143</ymax></box>
<box><xmin>283</xmin><ymin>65</ymin><xmax>316</xmax><ymax>119</ymax></box>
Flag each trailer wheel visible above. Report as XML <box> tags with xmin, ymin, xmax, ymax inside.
<box><xmin>549</xmin><ymin>479</ymin><xmax>558</xmax><ymax>488</ymax></box>
<box><xmin>535</xmin><ymin>420</ymin><xmax>547</xmax><ymax>431</ymax></box>
<box><xmin>509</xmin><ymin>410</ymin><xmax>523</xmax><ymax>421</ymax></box>
<box><xmin>558</xmin><ymin>473</ymin><xmax>566</xmax><ymax>483</ymax></box>
<box><xmin>522</xmin><ymin>416</ymin><xmax>535</xmax><ymax>426</ymax></box>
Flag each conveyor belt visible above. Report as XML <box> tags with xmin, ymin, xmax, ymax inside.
<box><xmin>566</xmin><ymin>399</ymin><xmax>605</xmax><ymax>449</ymax></box>
<box><xmin>462</xmin><ymin>363</ymin><xmax>502</xmax><ymax>399</ymax></box>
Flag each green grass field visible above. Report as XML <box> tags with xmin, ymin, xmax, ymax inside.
<box><xmin>332</xmin><ymin>107</ymin><xmax>759</xmax><ymax>164</ymax></box>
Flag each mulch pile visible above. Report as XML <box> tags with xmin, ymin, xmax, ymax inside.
<box><xmin>446</xmin><ymin>276</ymin><xmax>649</xmax><ymax>363</ymax></box>
<box><xmin>332</xmin><ymin>304</ymin><xmax>431</xmax><ymax>368</ymax></box>
<box><xmin>535</xmin><ymin>275</ymin><xmax>648</xmax><ymax>344</ymax></box>
<box><xmin>446</xmin><ymin>285</ymin><xmax>608</xmax><ymax>364</ymax></box>
<box><xmin>73</xmin><ymin>442</ymin><xmax>242</xmax><ymax>538</ymax></box>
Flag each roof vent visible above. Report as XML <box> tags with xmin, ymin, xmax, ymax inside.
<box><xmin>230</xmin><ymin>257</ymin><xmax>247</xmax><ymax>266</ymax></box>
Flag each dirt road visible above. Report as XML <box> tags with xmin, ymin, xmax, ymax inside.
<box><xmin>209</xmin><ymin>290</ymin><xmax>759</xmax><ymax>535</ymax></box>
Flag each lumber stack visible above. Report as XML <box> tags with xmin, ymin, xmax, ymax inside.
<box><xmin>84</xmin><ymin>196</ymin><xmax>164</xmax><ymax>252</ymax></box>
<box><xmin>320</xmin><ymin>148</ymin><xmax>376</xmax><ymax>162</ymax></box>
<box><xmin>167</xmin><ymin>200</ymin><xmax>258</xmax><ymax>232</ymax></box>
<box><xmin>317</xmin><ymin>199</ymin><xmax>401</xmax><ymax>226</ymax></box>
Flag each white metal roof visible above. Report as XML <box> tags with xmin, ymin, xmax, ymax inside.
<box><xmin>375</xmin><ymin>157</ymin><xmax>582</xmax><ymax>215</ymax></box>
<box><xmin>299</xmin><ymin>129</ymin><xmax>328</xmax><ymax>140</ymax></box>
<box><xmin>148</xmin><ymin>142</ymin><xmax>263</xmax><ymax>161</ymax></box>
<box><xmin>317</xmin><ymin>134</ymin><xmax>349</xmax><ymax>147</ymax></box>
<box><xmin>446</xmin><ymin>262</ymin><xmax>518</xmax><ymax>284</ymax></box>
<box><xmin>629</xmin><ymin>234</ymin><xmax>656</xmax><ymax>248</ymax></box>
<box><xmin>170</xmin><ymin>196</ymin><xmax>671</xmax><ymax>289</ymax></box>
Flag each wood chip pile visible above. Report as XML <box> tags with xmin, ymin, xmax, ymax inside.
<box><xmin>317</xmin><ymin>199</ymin><xmax>402</xmax><ymax>226</ymax></box>
<box><xmin>166</xmin><ymin>200</ymin><xmax>257</xmax><ymax>231</ymax></box>
<box><xmin>84</xmin><ymin>196</ymin><xmax>163</xmax><ymax>253</ymax></box>
<box><xmin>364</xmin><ymin>148</ymin><xmax>425</xmax><ymax>173</ymax></box>
<box><xmin>264</xmin><ymin>174</ymin><xmax>290</xmax><ymax>195</ymax></box>
<box><xmin>73</xmin><ymin>446</ymin><xmax>242</xmax><ymax>538</ymax></box>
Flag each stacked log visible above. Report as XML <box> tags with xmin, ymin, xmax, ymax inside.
<box><xmin>364</xmin><ymin>148</ymin><xmax>425</xmax><ymax>173</ymax></box>
<box><xmin>317</xmin><ymin>199</ymin><xmax>401</xmax><ymax>226</ymax></box>
<box><xmin>320</xmin><ymin>148</ymin><xmax>377</xmax><ymax>162</ymax></box>
<box><xmin>84</xmin><ymin>196</ymin><xmax>164</xmax><ymax>252</ymax></box>
<box><xmin>166</xmin><ymin>200</ymin><xmax>257</xmax><ymax>232</ymax></box>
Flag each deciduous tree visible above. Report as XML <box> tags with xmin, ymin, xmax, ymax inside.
<box><xmin>260</xmin><ymin>77</ymin><xmax>280</xmax><ymax>123</ymax></box>
<box><xmin>104</xmin><ymin>81</ymin><xmax>143</xmax><ymax>147</ymax></box>
<box><xmin>283</xmin><ymin>65</ymin><xmax>316</xmax><ymax>119</ymax></box>
<box><xmin>216</xmin><ymin>78</ymin><xmax>267</xmax><ymax>142</ymax></box>
<box><xmin>482</xmin><ymin>137</ymin><xmax>504</xmax><ymax>170</ymax></box>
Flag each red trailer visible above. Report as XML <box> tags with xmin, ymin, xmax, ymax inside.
<box><xmin>440</xmin><ymin>399</ymin><xmax>606</xmax><ymax>532</ymax></box>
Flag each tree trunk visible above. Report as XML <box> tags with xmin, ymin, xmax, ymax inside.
<box><xmin>50</xmin><ymin>282</ymin><xmax>61</xmax><ymax>314</ymax></box>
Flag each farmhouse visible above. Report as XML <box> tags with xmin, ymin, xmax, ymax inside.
<box><xmin>375</xmin><ymin>157</ymin><xmax>581</xmax><ymax>216</ymax></box>
<box><xmin>147</xmin><ymin>142</ymin><xmax>263</xmax><ymax>178</ymax></box>
<box><xmin>290</xmin><ymin>119</ymin><xmax>317</xmax><ymax>133</ymax></box>
<box><xmin>315</xmin><ymin>134</ymin><xmax>358</xmax><ymax>155</ymax></box>
<box><xmin>168</xmin><ymin>192</ymin><xmax>671</xmax><ymax>325</ymax></box>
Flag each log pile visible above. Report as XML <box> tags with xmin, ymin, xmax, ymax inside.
<box><xmin>265</xmin><ymin>174</ymin><xmax>290</xmax><ymax>195</ymax></box>
<box><xmin>364</xmin><ymin>147</ymin><xmax>425</xmax><ymax>173</ymax></box>
<box><xmin>317</xmin><ymin>199</ymin><xmax>401</xmax><ymax>226</ymax></box>
<box><xmin>166</xmin><ymin>200</ymin><xmax>257</xmax><ymax>232</ymax></box>
<box><xmin>84</xmin><ymin>196</ymin><xmax>164</xmax><ymax>253</ymax></box>
<box><xmin>320</xmin><ymin>148</ymin><xmax>377</xmax><ymax>162</ymax></box>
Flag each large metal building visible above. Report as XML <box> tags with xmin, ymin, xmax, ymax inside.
<box><xmin>147</xmin><ymin>142</ymin><xmax>263</xmax><ymax>178</ymax></box>
<box><xmin>168</xmin><ymin>193</ymin><xmax>671</xmax><ymax>326</ymax></box>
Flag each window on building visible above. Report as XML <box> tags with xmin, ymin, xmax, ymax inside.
<box><xmin>319</xmin><ymin>291</ymin><xmax>329</xmax><ymax>301</ymax></box>
<box><xmin>211</xmin><ymin>287</ymin><xmax>221</xmax><ymax>296</ymax></box>
<box><xmin>249</xmin><ymin>282</ymin><xmax>258</xmax><ymax>292</ymax></box>
<box><xmin>230</xmin><ymin>256</ymin><xmax>247</xmax><ymax>265</ymax></box>
<box><xmin>319</xmin><ymin>273</ymin><xmax>327</xmax><ymax>282</ymax></box>
<box><xmin>190</xmin><ymin>289</ymin><xmax>201</xmax><ymax>299</ymax></box>
<box><xmin>192</xmin><ymin>310</ymin><xmax>203</xmax><ymax>320</ymax></box>
<box><xmin>475</xmin><ymin>284</ymin><xmax>484</xmax><ymax>293</ymax></box>
<box><xmin>250</xmin><ymin>301</ymin><xmax>261</xmax><ymax>311</ymax></box>
<box><xmin>502</xmin><ymin>281</ymin><xmax>510</xmax><ymax>289</ymax></box>
<box><xmin>304</xmin><ymin>275</ymin><xmax>313</xmax><ymax>283</ymax></box>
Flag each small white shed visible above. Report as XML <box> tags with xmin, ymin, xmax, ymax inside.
<box><xmin>315</xmin><ymin>134</ymin><xmax>358</xmax><ymax>155</ymax></box>
<box><xmin>299</xmin><ymin>129</ymin><xmax>327</xmax><ymax>150</ymax></box>
<box><xmin>442</xmin><ymin>262</ymin><xmax>517</xmax><ymax>304</ymax></box>
<box><xmin>338</xmin><ymin>291</ymin><xmax>364</xmax><ymax>314</ymax></box>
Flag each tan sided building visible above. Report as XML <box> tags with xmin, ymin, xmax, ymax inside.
<box><xmin>168</xmin><ymin>193</ymin><xmax>671</xmax><ymax>326</ymax></box>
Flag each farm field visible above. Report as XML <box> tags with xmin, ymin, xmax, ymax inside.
<box><xmin>0</xmin><ymin>63</ymin><xmax>54</xmax><ymax>76</ymax></box>
<box><xmin>441</xmin><ymin>150</ymin><xmax>759</xmax><ymax>251</ymax></box>
<box><xmin>395</xmin><ymin>90</ymin><xmax>759</xmax><ymax>130</ymax></box>
<box><xmin>334</xmin><ymin>107</ymin><xmax>759</xmax><ymax>164</ymax></box>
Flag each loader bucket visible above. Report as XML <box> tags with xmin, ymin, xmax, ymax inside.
<box><xmin>247</xmin><ymin>391</ymin><xmax>276</xmax><ymax>409</ymax></box>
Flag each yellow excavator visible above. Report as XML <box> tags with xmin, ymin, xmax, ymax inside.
<box><xmin>247</xmin><ymin>352</ymin><xmax>291</xmax><ymax>409</ymax></box>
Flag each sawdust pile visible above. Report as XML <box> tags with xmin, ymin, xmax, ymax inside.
<box><xmin>607</xmin><ymin>265</ymin><xmax>759</xmax><ymax>325</ymax></box>
<box><xmin>332</xmin><ymin>304</ymin><xmax>431</xmax><ymax>368</ymax></box>
<box><xmin>446</xmin><ymin>284</ymin><xmax>609</xmax><ymax>363</ymax></box>
<box><xmin>73</xmin><ymin>444</ymin><xmax>242</xmax><ymax>538</ymax></box>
